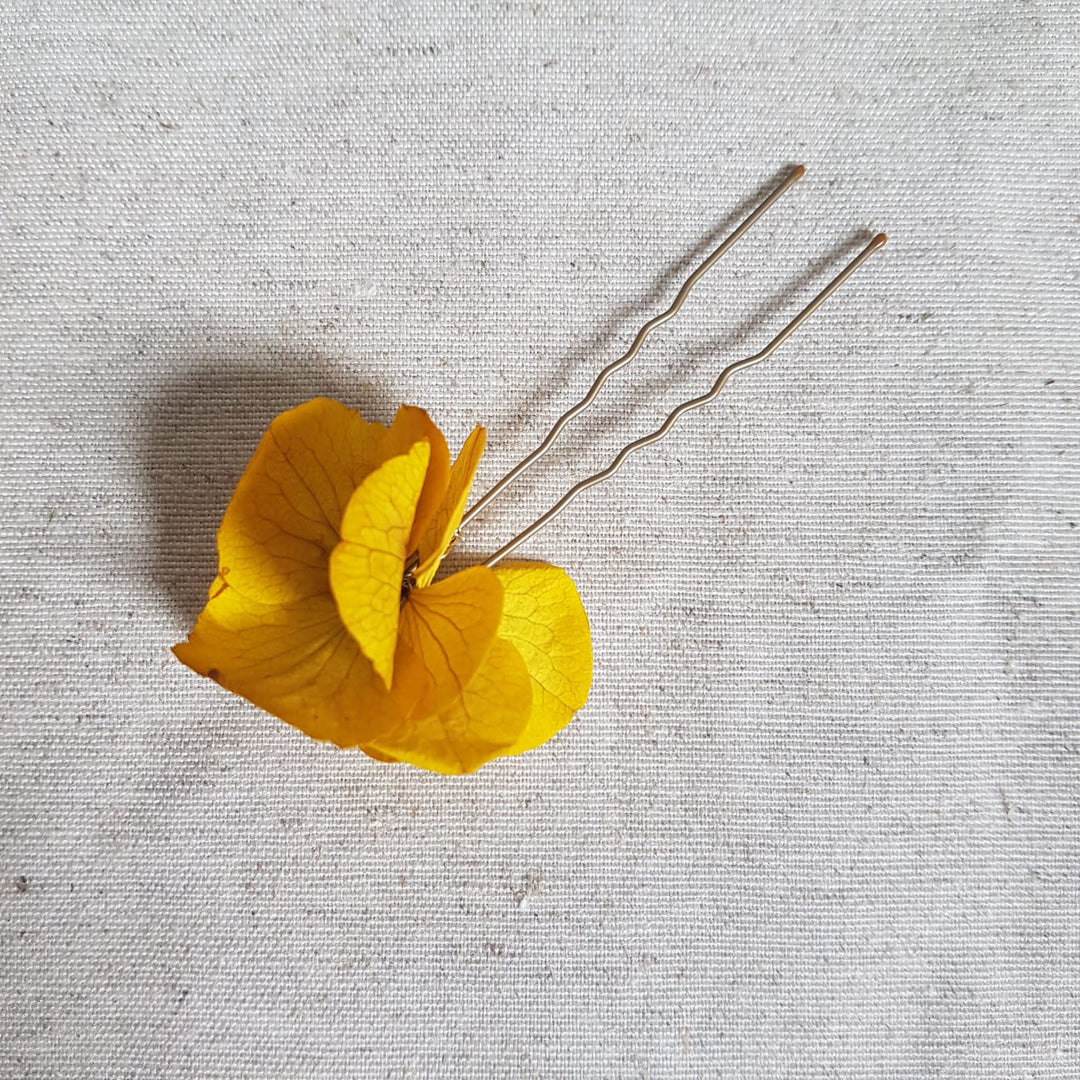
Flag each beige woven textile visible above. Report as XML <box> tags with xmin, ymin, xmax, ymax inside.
<box><xmin>1</xmin><ymin>2</ymin><xmax>1077</xmax><ymax>1077</ymax></box>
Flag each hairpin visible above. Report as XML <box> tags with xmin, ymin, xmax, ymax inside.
<box><xmin>173</xmin><ymin>165</ymin><xmax>886</xmax><ymax>774</ymax></box>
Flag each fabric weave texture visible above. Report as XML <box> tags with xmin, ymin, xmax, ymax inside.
<box><xmin>1</xmin><ymin>2</ymin><xmax>1077</xmax><ymax>1077</ymax></box>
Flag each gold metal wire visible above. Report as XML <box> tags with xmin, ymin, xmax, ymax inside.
<box><xmin>455</xmin><ymin>164</ymin><xmax>806</xmax><ymax>534</ymax></box>
<box><xmin>482</xmin><ymin>232</ymin><xmax>887</xmax><ymax>568</ymax></box>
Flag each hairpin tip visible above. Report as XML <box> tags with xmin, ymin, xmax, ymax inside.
<box><xmin>792</xmin><ymin>164</ymin><xmax>806</xmax><ymax>180</ymax></box>
<box><xmin>871</xmin><ymin>232</ymin><xmax>888</xmax><ymax>248</ymax></box>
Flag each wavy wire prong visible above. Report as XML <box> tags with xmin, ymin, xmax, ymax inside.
<box><xmin>482</xmin><ymin>232</ymin><xmax>887</xmax><ymax>568</ymax></box>
<box><xmin>455</xmin><ymin>164</ymin><xmax>806</xmax><ymax>536</ymax></box>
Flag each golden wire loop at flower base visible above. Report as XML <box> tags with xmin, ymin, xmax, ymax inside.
<box><xmin>173</xmin><ymin>398</ymin><xmax>593</xmax><ymax>775</ymax></box>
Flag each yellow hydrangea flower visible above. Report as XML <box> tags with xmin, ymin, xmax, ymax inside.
<box><xmin>173</xmin><ymin>398</ymin><xmax>592</xmax><ymax>774</ymax></box>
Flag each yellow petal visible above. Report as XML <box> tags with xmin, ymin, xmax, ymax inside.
<box><xmin>173</xmin><ymin>397</ymin><xmax>414</xmax><ymax>748</ymax></box>
<box><xmin>414</xmin><ymin>425</ymin><xmax>486</xmax><ymax>588</ymax></box>
<box><xmin>214</xmin><ymin>398</ymin><xmax>389</xmax><ymax>607</ymax></box>
<box><xmin>328</xmin><ymin>440</ymin><xmax>431</xmax><ymax>689</ymax></box>
<box><xmin>173</xmin><ymin>589</ymin><xmax>399</xmax><ymax>749</ymax></box>
<box><xmin>358</xmin><ymin>744</ymin><xmax>399</xmax><ymax>763</ymax></box>
<box><xmin>385</xmin><ymin>405</ymin><xmax>450</xmax><ymax>554</ymax></box>
<box><xmin>364</xmin><ymin>564</ymin><xmax>528</xmax><ymax>772</ymax></box>
<box><xmin>368</xmin><ymin>636</ymin><xmax>531</xmax><ymax>774</ymax></box>
<box><xmin>393</xmin><ymin>565</ymin><xmax>504</xmax><ymax>719</ymax></box>
<box><xmin>173</xmin><ymin>397</ymin><xmax>546</xmax><ymax>770</ymax></box>
<box><xmin>492</xmin><ymin>562</ymin><xmax>592</xmax><ymax>756</ymax></box>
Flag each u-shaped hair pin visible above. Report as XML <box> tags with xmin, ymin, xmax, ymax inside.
<box><xmin>173</xmin><ymin>164</ymin><xmax>887</xmax><ymax>774</ymax></box>
<box><xmin>451</xmin><ymin>165</ymin><xmax>886</xmax><ymax>566</ymax></box>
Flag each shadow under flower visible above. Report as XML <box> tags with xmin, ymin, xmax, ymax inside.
<box><xmin>140</xmin><ymin>347</ymin><xmax>396</xmax><ymax>625</ymax></box>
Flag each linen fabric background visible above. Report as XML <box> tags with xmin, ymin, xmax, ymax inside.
<box><xmin>1</xmin><ymin>2</ymin><xmax>1077</xmax><ymax>1077</ymax></box>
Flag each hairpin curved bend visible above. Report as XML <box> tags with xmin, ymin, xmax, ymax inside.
<box><xmin>481</xmin><ymin>231</ymin><xmax>887</xmax><ymax>567</ymax></box>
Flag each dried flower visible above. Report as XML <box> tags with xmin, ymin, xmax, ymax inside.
<box><xmin>174</xmin><ymin>398</ymin><xmax>591</xmax><ymax>774</ymax></box>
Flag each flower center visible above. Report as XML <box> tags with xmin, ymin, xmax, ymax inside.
<box><xmin>400</xmin><ymin>551</ymin><xmax>421</xmax><ymax>608</ymax></box>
